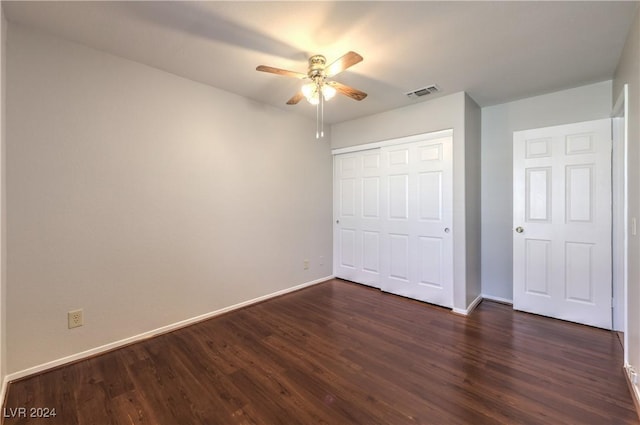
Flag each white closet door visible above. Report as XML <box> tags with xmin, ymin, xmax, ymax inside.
<box><xmin>379</xmin><ymin>136</ymin><xmax>453</xmax><ymax>307</ymax></box>
<box><xmin>334</xmin><ymin>150</ymin><xmax>382</xmax><ymax>287</ymax></box>
<box><xmin>513</xmin><ymin>118</ymin><xmax>612</xmax><ymax>329</ymax></box>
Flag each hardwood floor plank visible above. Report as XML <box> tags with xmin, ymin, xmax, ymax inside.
<box><xmin>3</xmin><ymin>279</ymin><xmax>638</xmax><ymax>424</ymax></box>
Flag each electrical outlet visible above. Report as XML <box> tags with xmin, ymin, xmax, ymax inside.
<box><xmin>319</xmin><ymin>256</ymin><xmax>324</xmax><ymax>267</ymax></box>
<box><xmin>304</xmin><ymin>259</ymin><xmax>309</xmax><ymax>270</ymax></box>
<box><xmin>68</xmin><ymin>309</ymin><xmax>83</xmax><ymax>329</ymax></box>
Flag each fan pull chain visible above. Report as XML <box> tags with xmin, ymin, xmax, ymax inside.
<box><xmin>320</xmin><ymin>93</ymin><xmax>324</xmax><ymax>139</ymax></box>
<box><xmin>315</xmin><ymin>86</ymin><xmax>325</xmax><ymax>139</ymax></box>
<box><xmin>316</xmin><ymin>99</ymin><xmax>320</xmax><ymax>139</ymax></box>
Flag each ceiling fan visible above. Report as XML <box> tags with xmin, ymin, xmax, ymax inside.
<box><xmin>256</xmin><ymin>51</ymin><xmax>367</xmax><ymax>105</ymax></box>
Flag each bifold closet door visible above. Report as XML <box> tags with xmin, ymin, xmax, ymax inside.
<box><xmin>333</xmin><ymin>135</ymin><xmax>453</xmax><ymax>308</ymax></box>
<box><xmin>379</xmin><ymin>137</ymin><xmax>453</xmax><ymax>307</ymax></box>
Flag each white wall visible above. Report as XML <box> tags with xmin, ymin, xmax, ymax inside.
<box><xmin>331</xmin><ymin>93</ymin><xmax>465</xmax><ymax>150</ymax></box>
<box><xmin>480</xmin><ymin>81</ymin><xmax>613</xmax><ymax>301</ymax></box>
<box><xmin>464</xmin><ymin>94</ymin><xmax>481</xmax><ymax>306</ymax></box>
<box><xmin>6</xmin><ymin>24</ymin><xmax>333</xmax><ymax>374</ymax></box>
<box><xmin>613</xmin><ymin>3</ymin><xmax>640</xmax><ymax>396</ymax></box>
<box><xmin>0</xmin><ymin>5</ymin><xmax>7</xmax><ymax>391</ymax></box>
<box><xmin>331</xmin><ymin>92</ymin><xmax>481</xmax><ymax>311</ymax></box>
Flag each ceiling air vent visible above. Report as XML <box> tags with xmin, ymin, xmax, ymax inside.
<box><xmin>406</xmin><ymin>84</ymin><xmax>440</xmax><ymax>99</ymax></box>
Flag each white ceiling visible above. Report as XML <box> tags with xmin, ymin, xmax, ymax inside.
<box><xmin>3</xmin><ymin>1</ymin><xmax>638</xmax><ymax>124</ymax></box>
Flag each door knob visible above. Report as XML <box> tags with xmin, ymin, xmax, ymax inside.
<box><xmin>515</xmin><ymin>226</ymin><xmax>524</xmax><ymax>233</ymax></box>
<box><xmin>444</xmin><ymin>228</ymin><xmax>450</xmax><ymax>233</ymax></box>
<box><xmin>336</xmin><ymin>219</ymin><xmax>340</xmax><ymax>224</ymax></box>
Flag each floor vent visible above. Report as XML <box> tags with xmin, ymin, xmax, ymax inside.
<box><xmin>406</xmin><ymin>84</ymin><xmax>440</xmax><ymax>99</ymax></box>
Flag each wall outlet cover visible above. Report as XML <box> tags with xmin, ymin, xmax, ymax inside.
<box><xmin>68</xmin><ymin>309</ymin><xmax>83</xmax><ymax>329</ymax></box>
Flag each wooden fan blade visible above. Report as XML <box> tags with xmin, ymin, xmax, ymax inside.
<box><xmin>286</xmin><ymin>92</ymin><xmax>305</xmax><ymax>105</ymax></box>
<box><xmin>326</xmin><ymin>81</ymin><xmax>367</xmax><ymax>101</ymax></box>
<box><xmin>256</xmin><ymin>65</ymin><xmax>307</xmax><ymax>79</ymax></box>
<box><xmin>325</xmin><ymin>51</ymin><xmax>363</xmax><ymax>78</ymax></box>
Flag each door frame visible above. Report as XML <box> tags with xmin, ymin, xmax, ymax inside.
<box><xmin>331</xmin><ymin>129</ymin><xmax>453</xmax><ymax>156</ymax></box>
<box><xmin>612</xmin><ymin>84</ymin><xmax>629</xmax><ymax>358</ymax></box>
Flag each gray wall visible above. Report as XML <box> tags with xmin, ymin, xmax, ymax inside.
<box><xmin>6</xmin><ymin>24</ymin><xmax>333</xmax><ymax>374</ymax></box>
<box><xmin>0</xmin><ymin>6</ymin><xmax>6</xmax><ymax>387</ymax></box>
<box><xmin>464</xmin><ymin>94</ymin><xmax>481</xmax><ymax>305</ymax></box>
<box><xmin>331</xmin><ymin>92</ymin><xmax>464</xmax><ymax>150</ymax></box>
<box><xmin>480</xmin><ymin>80</ymin><xmax>613</xmax><ymax>301</ymax></box>
<box><xmin>613</xmin><ymin>3</ymin><xmax>640</xmax><ymax>387</ymax></box>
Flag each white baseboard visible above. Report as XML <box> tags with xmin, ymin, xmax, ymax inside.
<box><xmin>624</xmin><ymin>365</ymin><xmax>640</xmax><ymax>420</ymax></box>
<box><xmin>481</xmin><ymin>294</ymin><xmax>513</xmax><ymax>305</ymax></box>
<box><xmin>5</xmin><ymin>276</ymin><xmax>333</xmax><ymax>383</ymax></box>
<box><xmin>452</xmin><ymin>294</ymin><xmax>483</xmax><ymax>316</ymax></box>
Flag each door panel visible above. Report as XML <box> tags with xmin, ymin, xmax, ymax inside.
<box><xmin>566</xmin><ymin>165</ymin><xmax>592</xmax><ymax>222</ymax></box>
<box><xmin>340</xmin><ymin>179</ymin><xmax>356</xmax><ymax>217</ymax></box>
<box><xmin>389</xmin><ymin>148</ymin><xmax>409</xmax><ymax>166</ymax></box>
<box><xmin>388</xmin><ymin>175</ymin><xmax>409</xmax><ymax>219</ymax></box>
<box><xmin>526</xmin><ymin>167</ymin><xmax>551</xmax><ymax>222</ymax></box>
<box><xmin>524</xmin><ymin>239</ymin><xmax>550</xmax><ymax>296</ymax></box>
<box><xmin>362</xmin><ymin>231</ymin><xmax>380</xmax><ymax>273</ymax></box>
<box><xmin>389</xmin><ymin>233</ymin><xmax>409</xmax><ymax>281</ymax></box>
<box><xmin>339</xmin><ymin>229</ymin><xmax>356</xmax><ymax>268</ymax></box>
<box><xmin>380</xmin><ymin>136</ymin><xmax>453</xmax><ymax>307</ymax></box>
<box><xmin>418</xmin><ymin>236</ymin><xmax>443</xmax><ymax>287</ymax></box>
<box><xmin>333</xmin><ymin>150</ymin><xmax>382</xmax><ymax>287</ymax></box>
<box><xmin>565</xmin><ymin>242</ymin><xmax>593</xmax><ymax>302</ymax></box>
<box><xmin>419</xmin><ymin>172</ymin><xmax>442</xmax><ymax>220</ymax></box>
<box><xmin>362</xmin><ymin>177</ymin><xmax>380</xmax><ymax>218</ymax></box>
<box><xmin>513</xmin><ymin>118</ymin><xmax>612</xmax><ymax>329</ymax></box>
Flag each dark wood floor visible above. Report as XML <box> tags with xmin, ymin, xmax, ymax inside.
<box><xmin>3</xmin><ymin>279</ymin><xmax>638</xmax><ymax>424</ymax></box>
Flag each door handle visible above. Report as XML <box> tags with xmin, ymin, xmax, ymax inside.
<box><xmin>515</xmin><ymin>226</ymin><xmax>524</xmax><ymax>233</ymax></box>
<box><xmin>336</xmin><ymin>219</ymin><xmax>340</xmax><ymax>224</ymax></box>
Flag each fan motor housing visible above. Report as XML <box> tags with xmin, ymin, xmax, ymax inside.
<box><xmin>308</xmin><ymin>55</ymin><xmax>327</xmax><ymax>78</ymax></box>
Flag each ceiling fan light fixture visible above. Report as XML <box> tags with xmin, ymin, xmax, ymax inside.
<box><xmin>321</xmin><ymin>84</ymin><xmax>336</xmax><ymax>101</ymax></box>
<box><xmin>302</xmin><ymin>81</ymin><xmax>336</xmax><ymax>104</ymax></box>
<box><xmin>302</xmin><ymin>83</ymin><xmax>320</xmax><ymax>105</ymax></box>
<box><xmin>301</xmin><ymin>82</ymin><xmax>316</xmax><ymax>100</ymax></box>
